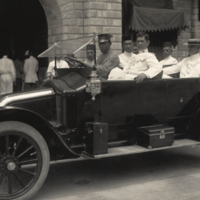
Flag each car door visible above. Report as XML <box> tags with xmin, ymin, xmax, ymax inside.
<box><xmin>100</xmin><ymin>79</ymin><xmax>167</xmax><ymax>126</ymax></box>
<box><xmin>165</xmin><ymin>78</ymin><xmax>197</xmax><ymax>118</ymax></box>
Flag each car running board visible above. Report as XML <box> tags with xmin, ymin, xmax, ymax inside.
<box><xmin>94</xmin><ymin>139</ymin><xmax>200</xmax><ymax>159</ymax></box>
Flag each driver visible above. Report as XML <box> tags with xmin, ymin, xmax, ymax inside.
<box><xmin>96</xmin><ymin>34</ymin><xmax>120</xmax><ymax>80</ymax></box>
<box><xmin>46</xmin><ymin>54</ymin><xmax>69</xmax><ymax>78</ymax></box>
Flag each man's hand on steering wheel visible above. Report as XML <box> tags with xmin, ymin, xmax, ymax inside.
<box><xmin>134</xmin><ymin>73</ymin><xmax>147</xmax><ymax>83</ymax></box>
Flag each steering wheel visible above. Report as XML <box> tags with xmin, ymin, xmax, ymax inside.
<box><xmin>64</xmin><ymin>56</ymin><xmax>90</xmax><ymax>68</ymax></box>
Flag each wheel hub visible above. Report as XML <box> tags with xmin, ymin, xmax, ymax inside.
<box><xmin>7</xmin><ymin>162</ymin><xmax>16</xmax><ymax>171</ymax></box>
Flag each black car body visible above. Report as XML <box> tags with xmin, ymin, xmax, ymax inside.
<box><xmin>0</xmin><ymin>65</ymin><xmax>200</xmax><ymax>200</ymax></box>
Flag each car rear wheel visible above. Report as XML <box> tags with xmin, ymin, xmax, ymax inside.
<box><xmin>0</xmin><ymin>121</ymin><xmax>50</xmax><ymax>200</ymax></box>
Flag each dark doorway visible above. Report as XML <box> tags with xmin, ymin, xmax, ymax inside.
<box><xmin>0</xmin><ymin>0</ymin><xmax>48</xmax><ymax>67</ymax></box>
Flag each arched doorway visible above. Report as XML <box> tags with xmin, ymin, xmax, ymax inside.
<box><xmin>0</xmin><ymin>0</ymin><xmax>48</xmax><ymax>66</ymax></box>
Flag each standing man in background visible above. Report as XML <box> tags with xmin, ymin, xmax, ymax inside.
<box><xmin>0</xmin><ymin>50</ymin><xmax>16</xmax><ymax>94</ymax></box>
<box><xmin>46</xmin><ymin>54</ymin><xmax>69</xmax><ymax>78</ymax></box>
<box><xmin>24</xmin><ymin>51</ymin><xmax>39</xmax><ymax>90</ymax></box>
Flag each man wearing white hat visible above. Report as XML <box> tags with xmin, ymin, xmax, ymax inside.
<box><xmin>163</xmin><ymin>38</ymin><xmax>200</xmax><ymax>78</ymax></box>
<box><xmin>96</xmin><ymin>34</ymin><xmax>120</xmax><ymax>80</ymax></box>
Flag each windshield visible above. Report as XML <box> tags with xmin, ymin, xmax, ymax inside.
<box><xmin>38</xmin><ymin>35</ymin><xmax>96</xmax><ymax>61</ymax></box>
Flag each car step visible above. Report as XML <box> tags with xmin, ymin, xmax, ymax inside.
<box><xmin>94</xmin><ymin>138</ymin><xmax>200</xmax><ymax>159</ymax></box>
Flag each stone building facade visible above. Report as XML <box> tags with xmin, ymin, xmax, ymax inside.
<box><xmin>39</xmin><ymin>0</ymin><xmax>200</xmax><ymax>62</ymax></box>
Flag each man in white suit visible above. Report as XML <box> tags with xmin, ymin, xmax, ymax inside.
<box><xmin>163</xmin><ymin>38</ymin><xmax>200</xmax><ymax>78</ymax></box>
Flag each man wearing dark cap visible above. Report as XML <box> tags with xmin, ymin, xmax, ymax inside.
<box><xmin>163</xmin><ymin>38</ymin><xmax>200</xmax><ymax>78</ymax></box>
<box><xmin>96</xmin><ymin>34</ymin><xmax>120</xmax><ymax>80</ymax></box>
<box><xmin>84</xmin><ymin>44</ymin><xmax>95</xmax><ymax>68</ymax></box>
<box><xmin>160</xmin><ymin>42</ymin><xmax>178</xmax><ymax>68</ymax></box>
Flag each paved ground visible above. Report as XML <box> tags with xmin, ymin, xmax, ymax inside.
<box><xmin>32</xmin><ymin>145</ymin><xmax>200</xmax><ymax>200</ymax></box>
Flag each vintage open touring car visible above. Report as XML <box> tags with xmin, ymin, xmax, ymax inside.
<box><xmin>1</xmin><ymin>37</ymin><xmax>200</xmax><ymax>200</ymax></box>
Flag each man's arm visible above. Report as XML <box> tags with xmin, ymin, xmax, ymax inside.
<box><xmin>163</xmin><ymin>60</ymin><xmax>182</xmax><ymax>75</ymax></box>
<box><xmin>96</xmin><ymin>54</ymin><xmax>119</xmax><ymax>79</ymax></box>
<box><xmin>142</xmin><ymin>54</ymin><xmax>162</xmax><ymax>78</ymax></box>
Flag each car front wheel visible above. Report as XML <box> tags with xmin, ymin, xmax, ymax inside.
<box><xmin>0</xmin><ymin>121</ymin><xmax>50</xmax><ymax>200</ymax></box>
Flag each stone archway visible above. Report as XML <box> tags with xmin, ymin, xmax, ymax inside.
<box><xmin>39</xmin><ymin>0</ymin><xmax>79</xmax><ymax>46</ymax></box>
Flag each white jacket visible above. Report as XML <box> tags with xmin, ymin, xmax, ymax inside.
<box><xmin>24</xmin><ymin>56</ymin><xmax>38</xmax><ymax>83</ymax></box>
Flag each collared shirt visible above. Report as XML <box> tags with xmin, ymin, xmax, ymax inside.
<box><xmin>139</xmin><ymin>49</ymin><xmax>148</xmax><ymax>54</ymax></box>
<box><xmin>24</xmin><ymin>56</ymin><xmax>38</xmax><ymax>83</ymax></box>
<box><xmin>118</xmin><ymin>51</ymin><xmax>136</xmax><ymax>69</ymax></box>
<box><xmin>96</xmin><ymin>49</ymin><xmax>119</xmax><ymax>80</ymax></box>
<box><xmin>47</xmin><ymin>59</ymin><xmax>69</xmax><ymax>76</ymax></box>
<box><xmin>163</xmin><ymin>53</ymin><xmax>200</xmax><ymax>78</ymax></box>
<box><xmin>160</xmin><ymin>55</ymin><xmax>178</xmax><ymax>67</ymax></box>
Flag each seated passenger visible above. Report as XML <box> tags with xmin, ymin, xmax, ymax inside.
<box><xmin>163</xmin><ymin>38</ymin><xmax>200</xmax><ymax>78</ymax></box>
<box><xmin>109</xmin><ymin>32</ymin><xmax>162</xmax><ymax>83</ymax></box>
<box><xmin>118</xmin><ymin>36</ymin><xmax>136</xmax><ymax>69</ymax></box>
<box><xmin>132</xmin><ymin>41</ymin><xmax>139</xmax><ymax>55</ymax></box>
<box><xmin>160</xmin><ymin>42</ymin><xmax>178</xmax><ymax>67</ymax></box>
<box><xmin>83</xmin><ymin>44</ymin><xmax>95</xmax><ymax>68</ymax></box>
<box><xmin>160</xmin><ymin>42</ymin><xmax>178</xmax><ymax>79</ymax></box>
<box><xmin>96</xmin><ymin>34</ymin><xmax>120</xmax><ymax>80</ymax></box>
<box><xmin>108</xmin><ymin>36</ymin><xmax>136</xmax><ymax>79</ymax></box>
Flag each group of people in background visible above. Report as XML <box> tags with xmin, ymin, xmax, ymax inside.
<box><xmin>0</xmin><ymin>50</ymin><xmax>39</xmax><ymax>95</ymax></box>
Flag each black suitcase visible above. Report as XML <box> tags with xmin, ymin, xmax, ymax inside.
<box><xmin>136</xmin><ymin>125</ymin><xmax>174</xmax><ymax>149</ymax></box>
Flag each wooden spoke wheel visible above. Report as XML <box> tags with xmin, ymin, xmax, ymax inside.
<box><xmin>0</xmin><ymin>122</ymin><xmax>50</xmax><ymax>200</ymax></box>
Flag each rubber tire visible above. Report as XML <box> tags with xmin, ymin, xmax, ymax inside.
<box><xmin>0</xmin><ymin>121</ymin><xmax>50</xmax><ymax>200</ymax></box>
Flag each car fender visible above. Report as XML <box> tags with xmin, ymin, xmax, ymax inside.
<box><xmin>0</xmin><ymin>106</ymin><xmax>80</xmax><ymax>159</ymax></box>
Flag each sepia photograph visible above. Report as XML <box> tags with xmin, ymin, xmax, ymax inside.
<box><xmin>0</xmin><ymin>0</ymin><xmax>200</xmax><ymax>200</ymax></box>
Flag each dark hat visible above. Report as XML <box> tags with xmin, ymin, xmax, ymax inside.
<box><xmin>183</xmin><ymin>38</ymin><xmax>200</xmax><ymax>45</ymax></box>
<box><xmin>162</xmin><ymin>42</ymin><xmax>172</xmax><ymax>48</ymax></box>
<box><xmin>122</xmin><ymin>35</ymin><xmax>132</xmax><ymax>43</ymax></box>
<box><xmin>86</xmin><ymin>44</ymin><xmax>95</xmax><ymax>51</ymax></box>
<box><xmin>98</xmin><ymin>34</ymin><xmax>113</xmax><ymax>43</ymax></box>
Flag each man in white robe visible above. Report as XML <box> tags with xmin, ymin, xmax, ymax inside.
<box><xmin>163</xmin><ymin>38</ymin><xmax>200</xmax><ymax>78</ymax></box>
<box><xmin>0</xmin><ymin>52</ymin><xmax>16</xmax><ymax>95</ymax></box>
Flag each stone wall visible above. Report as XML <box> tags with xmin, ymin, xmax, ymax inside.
<box><xmin>39</xmin><ymin>0</ymin><xmax>122</xmax><ymax>60</ymax></box>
